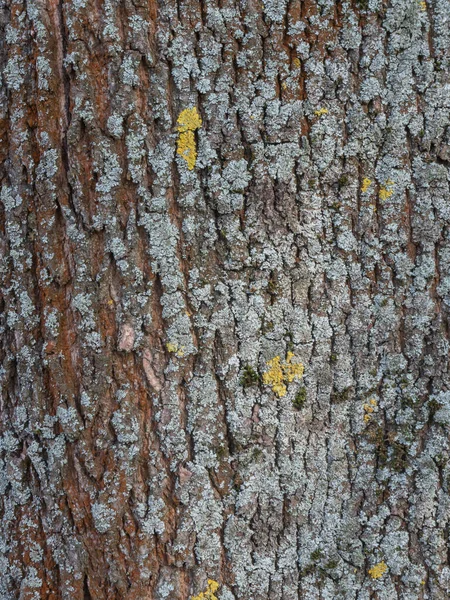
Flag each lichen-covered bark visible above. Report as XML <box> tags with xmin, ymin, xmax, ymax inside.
<box><xmin>1</xmin><ymin>0</ymin><xmax>450</xmax><ymax>598</ymax></box>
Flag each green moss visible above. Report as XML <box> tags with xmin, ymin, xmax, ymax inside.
<box><xmin>240</xmin><ymin>365</ymin><xmax>259</xmax><ymax>388</ymax></box>
<box><xmin>338</xmin><ymin>175</ymin><xmax>348</xmax><ymax>187</ymax></box>
<box><xmin>216</xmin><ymin>445</ymin><xmax>227</xmax><ymax>459</ymax></box>
<box><xmin>300</xmin><ymin>551</ymin><xmax>337</xmax><ymax>581</ymax></box>
<box><xmin>293</xmin><ymin>387</ymin><xmax>307</xmax><ymax>410</ymax></box>
<box><xmin>400</xmin><ymin>395</ymin><xmax>418</xmax><ymax>409</ymax></box>
<box><xmin>300</xmin><ymin>564</ymin><xmax>315</xmax><ymax>577</ymax></box>
<box><xmin>368</xmin><ymin>425</ymin><xmax>388</xmax><ymax>464</ymax></box>
<box><xmin>367</xmin><ymin>426</ymin><xmax>409</xmax><ymax>471</ymax></box>
<box><xmin>428</xmin><ymin>398</ymin><xmax>441</xmax><ymax>418</ymax></box>
<box><xmin>267</xmin><ymin>278</ymin><xmax>278</xmax><ymax>295</ymax></box>
<box><xmin>261</xmin><ymin>319</ymin><xmax>274</xmax><ymax>334</ymax></box>
<box><xmin>310</xmin><ymin>549</ymin><xmax>323</xmax><ymax>562</ymax></box>
<box><xmin>251</xmin><ymin>448</ymin><xmax>263</xmax><ymax>461</ymax></box>
<box><xmin>390</xmin><ymin>441</ymin><xmax>408</xmax><ymax>472</ymax></box>
<box><xmin>331</xmin><ymin>387</ymin><xmax>352</xmax><ymax>403</ymax></box>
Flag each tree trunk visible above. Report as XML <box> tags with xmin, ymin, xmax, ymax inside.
<box><xmin>1</xmin><ymin>0</ymin><xmax>450</xmax><ymax>598</ymax></box>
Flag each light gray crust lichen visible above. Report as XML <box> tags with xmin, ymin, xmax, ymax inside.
<box><xmin>1</xmin><ymin>0</ymin><xmax>450</xmax><ymax>598</ymax></box>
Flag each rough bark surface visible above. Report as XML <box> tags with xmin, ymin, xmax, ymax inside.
<box><xmin>1</xmin><ymin>0</ymin><xmax>450</xmax><ymax>598</ymax></box>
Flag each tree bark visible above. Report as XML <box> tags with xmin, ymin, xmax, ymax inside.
<box><xmin>1</xmin><ymin>0</ymin><xmax>450</xmax><ymax>598</ymax></box>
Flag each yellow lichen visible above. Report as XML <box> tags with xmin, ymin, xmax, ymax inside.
<box><xmin>176</xmin><ymin>107</ymin><xmax>202</xmax><ymax>170</ymax></box>
<box><xmin>166</xmin><ymin>342</ymin><xmax>185</xmax><ymax>357</ymax></box>
<box><xmin>176</xmin><ymin>107</ymin><xmax>202</xmax><ymax>133</ymax></box>
<box><xmin>379</xmin><ymin>179</ymin><xmax>395</xmax><ymax>201</ymax></box>
<box><xmin>284</xmin><ymin>351</ymin><xmax>304</xmax><ymax>382</ymax></box>
<box><xmin>191</xmin><ymin>579</ymin><xmax>219</xmax><ymax>600</ymax></box>
<box><xmin>262</xmin><ymin>353</ymin><xmax>304</xmax><ymax>398</ymax></box>
<box><xmin>368</xmin><ymin>561</ymin><xmax>388</xmax><ymax>579</ymax></box>
<box><xmin>363</xmin><ymin>398</ymin><xmax>377</xmax><ymax>423</ymax></box>
<box><xmin>177</xmin><ymin>131</ymin><xmax>197</xmax><ymax>170</ymax></box>
<box><xmin>361</xmin><ymin>178</ymin><xmax>372</xmax><ymax>193</ymax></box>
<box><xmin>419</xmin><ymin>0</ymin><xmax>426</xmax><ymax>9</ymax></box>
<box><xmin>263</xmin><ymin>356</ymin><xmax>286</xmax><ymax>397</ymax></box>
<box><xmin>293</xmin><ymin>57</ymin><xmax>301</xmax><ymax>68</ymax></box>
<box><xmin>314</xmin><ymin>108</ymin><xmax>329</xmax><ymax>117</ymax></box>
<box><xmin>379</xmin><ymin>187</ymin><xmax>393</xmax><ymax>201</ymax></box>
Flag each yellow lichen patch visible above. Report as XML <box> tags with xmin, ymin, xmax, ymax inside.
<box><xmin>176</xmin><ymin>107</ymin><xmax>202</xmax><ymax>133</ymax></box>
<box><xmin>284</xmin><ymin>351</ymin><xmax>304</xmax><ymax>382</ymax></box>
<box><xmin>166</xmin><ymin>342</ymin><xmax>185</xmax><ymax>357</ymax></box>
<box><xmin>379</xmin><ymin>179</ymin><xmax>395</xmax><ymax>201</ymax></box>
<box><xmin>191</xmin><ymin>579</ymin><xmax>219</xmax><ymax>600</ymax></box>
<box><xmin>262</xmin><ymin>353</ymin><xmax>304</xmax><ymax>398</ymax></box>
<box><xmin>363</xmin><ymin>398</ymin><xmax>377</xmax><ymax>423</ymax></box>
<box><xmin>419</xmin><ymin>0</ymin><xmax>426</xmax><ymax>9</ymax></box>
<box><xmin>293</xmin><ymin>57</ymin><xmax>301</xmax><ymax>68</ymax></box>
<box><xmin>314</xmin><ymin>108</ymin><xmax>329</xmax><ymax>117</ymax></box>
<box><xmin>369</xmin><ymin>561</ymin><xmax>388</xmax><ymax>579</ymax></box>
<box><xmin>361</xmin><ymin>178</ymin><xmax>372</xmax><ymax>193</ymax></box>
<box><xmin>176</xmin><ymin>107</ymin><xmax>202</xmax><ymax>170</ymax></box>
<box><xmin>263</xmin><ymin>356</ymin><xmax>286</xmax><ymax>397</ymax></box>
<box><xmin>177</xmin><ymin>131</ymin><xmax>197</xmax><ymax>170</ymax></box>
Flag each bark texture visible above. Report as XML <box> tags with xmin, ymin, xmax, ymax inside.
<box><xmin>1</xmin><ymin>0</ymin><xmax>450</xmax><ymax>598</ymax></box>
